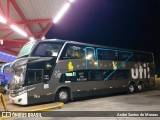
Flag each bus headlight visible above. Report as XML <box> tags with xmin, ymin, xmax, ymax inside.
<box><xmin>12</xmin><ymin>65</ymin><xmax>26</xmax><ymax>85</ymax></box>
<box><xmin>19</xmin><ymin>74</ymin><xmax>23</xmax><ymax>82</ymax></box>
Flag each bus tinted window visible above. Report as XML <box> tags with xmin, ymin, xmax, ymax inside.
<box><xmin>129</xmin><ymin>52</ymin><xmax>153</xmax><ymax>62</ymax></box>
<box><xmin>60</xmin><ymin>71</ymin><xmax>88</xmax><ymax>83</ymax></box>
<box><xmin>61</xmin><ymin>44</ymin><xmax>85</xmax><ymax>59</ymax></box>
<box><xmin>32</xmin><ymin>42</ymin><xmax>62</xmax><ymax>57</ymax></box>
<box><xmin>98</xmin><ymin>50</ymin><xmax>130</xmax><ymax>61</ymax></box>
<box><xmin>141</xmin><ymin>53</ymin><xmax>153</xmax><ymax>62</ymax></box>
<box><xmin>105</xmin><ymin>51</ymin><xmax>117</xmax><ymax>60</ymax></box>
<box><xmin>88</xmin><ymin>70</ymin><xmax>104</xmax><ymax>81</ymax></box>
<box><xmin>60</xmin><ymin>70</ymin><xmax>130</xmax><ymax>83</ymax></box>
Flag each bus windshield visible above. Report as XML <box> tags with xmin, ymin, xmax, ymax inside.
<box><xmin>17</xmin><ymin>41</ymin><xmax>37</xmax><ymax>58</ymax></box>
<box><xmin>10</xmin><ymin>42</ymin><xmax>63</xmax><ymax>89</ymax></box>
<box><xmin>31</xmin><ymin>42</ymin><xmax>63</xmax><ymax>57</ymax></box>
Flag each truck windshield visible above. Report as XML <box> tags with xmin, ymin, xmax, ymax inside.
<box><xmin>31</xmin><ymin>42</ymin><xmax>63</xmax><ymax>57</ymax></box>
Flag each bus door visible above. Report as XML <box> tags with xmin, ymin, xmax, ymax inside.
<box><xmin>63</xmin><ymin>47</ymin><xmax>99</xmax><ymax>98</ymax></box>
<box><xmin>58</xmin><ymin>45</ymin><xmax>98</xmax><ymax>97</ymax></box>
<box><xmin>25</xmin><ymin>42</ymin><xmax>63</xmax><ymax>104</ymax></box>
<box><xmin>26</xmin><ymin>64</ymin><xmax>55</xmax><ymax>104</ymax></box>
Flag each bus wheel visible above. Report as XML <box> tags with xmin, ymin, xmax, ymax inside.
<box><xmin>56</xmin><ymin>89</ymin><xmax>70</xmax><ymax>103</ymax></box>
<box><xmin>128</xmin><ymin>84</ymin><xmax>135</xmax><ymax>94</ymax></box>
<box><xmin>137</xmin><ymin>83</ymin><xmax>144</xmax><ymax>92</ymax></box>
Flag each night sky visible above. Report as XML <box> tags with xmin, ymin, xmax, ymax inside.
<box><xmin>46</xmin><ymin>0</ymin><xmax>160</xmax><ymax>73</ymax></box>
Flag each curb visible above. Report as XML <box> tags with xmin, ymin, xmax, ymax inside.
<box><xmin>29</xmin><ymin>102</ymin><xmax>64</xmax><ymax>112</ymax></box>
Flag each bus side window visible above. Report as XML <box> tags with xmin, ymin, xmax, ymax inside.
<box><xmin>103</xmin><ymin>70</ymin><xmax>115</xmax><ymax>80</ymax></box>
<box><xmin>88</xmin><ymin>71</ymin><xmax>95</xmax><ymax>81</ymax></box>
<box><xmin>97</xmin><ymin>51</ymin><xmax>104</xmax><ymax>60</ymax></box>
<box><xmin>94</xmin><ymin>71</ymin><xmax>104</xmax><ymax>81</ymax></box>
<box><xmin>122</xmin><ymin>53</ymin><xmax>129</xmax><ymax>61</ymax></box>
<box><xmin>98</xmin><ymin>49</ymin><xmax>131</xmax><ymax>61</ymax></box>
<box><xmin>35</xmin><ymin>70</ymin><xmax>43</xmax><ymax>82</ymax></box>
<box><xmin>141</xmin><ymin>53</ymin><xmax>153</xmax><ymax>62</ymax></box>
<box><xmin>104</xmin><ymin>51</ymin><xmax>118</xmax><ymax>60</ymax></box>
<box><xmin>88</xmin><ymin>70</ymin><xmax>104</xmax><ymax>81</ymax></box>
<box><xmin>59</xmin><ymin>74</ymin><xmax>65</xmax><ymax>83</ymax></box>
<box><xmin>117</xmin><ymin>52</ymin><xmax>130</xmax><ymax>61</ymax></box>
<box><xmin>59</xmin><ymin>72</ymin><xmax>77</xmax><ymax>83</ymax></box>
<box><xmin>33</xmin><ymin>43</ymin><xmax>62</xmax><ymax>57</ymax></box>
<box><xmin>61</xmin><ymin>44</ymin><xmax>85</xmax><ymax>59</ymax></box>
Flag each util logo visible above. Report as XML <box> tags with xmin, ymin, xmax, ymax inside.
<box><xmin>131</xmin><ymin>63</ymin><xmax>150</xmax><ymax>79</ymax></box>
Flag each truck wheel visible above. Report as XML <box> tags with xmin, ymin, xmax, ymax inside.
<box><xmin>137</xmin><ymin>83</ymin><xmax>144</xmax><ymax>92</ymax></box>
<box><xmin>128</xmin><ymin>84</ymin><xmax>135</xmax><ymax>94</ymax></box>
<box><xmin>56</xmin><ymin>89</ymin><xmax>70</xmax><ymax>103</ymax></box>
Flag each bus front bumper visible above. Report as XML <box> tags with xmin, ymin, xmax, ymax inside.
<box><xmin>9</xmin><ymin>92</ymin><xmax>28</xmax><ymax>105</ymax></box>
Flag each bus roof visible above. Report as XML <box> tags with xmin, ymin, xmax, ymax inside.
<box><xmin>39</xmin><ymin>39</ymin><xmax>153</xmax><ymax>55</ymax></box>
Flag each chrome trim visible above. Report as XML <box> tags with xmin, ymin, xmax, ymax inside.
<box><xmin>56</xmin><ymin>41</ymin><xmax>68</xmax><ymax>63</ymax></box>
<box><xmin>27</xmin><ymin>87</ymin><xmax>36</xmax><ymax>92</ymax></box>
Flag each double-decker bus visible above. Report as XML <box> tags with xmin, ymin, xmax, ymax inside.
<box><xmin>9</xmin><ymin>39</ymin><xmax>155</xmax><ymax>105</ymax></box>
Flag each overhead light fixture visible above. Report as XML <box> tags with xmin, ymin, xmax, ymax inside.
<box><xmin>53</xmin><ymin>3</ymin><xmax>70</xmax><ymax>23</ymax></box>
<box><xmin>0</xmin><ymin>39</ymin><xmax>3</xmax><ymax>45</ymax></box>
<box><xmin>29</xmin><ymin>37</ymin><xmax>35</xmax><ymax>42</ymax></box>
<box><xmin>69</xmin><ymin>0</ymin><xmax>75</xmax><ymax>2</ymax></box>
<box><xmin>10</xmin><ymin>25</ymin><xmax>27</xmax><ymax>37</ymax></box>
<box><xmin>41</xmin><ymin>36</ymin><xmax>46</xmax><ymax>40</ymax></box>
<box><xmin>0</xmin><ymin>16</ymin><xmax>7</xmax><ymax>24</ymax></box>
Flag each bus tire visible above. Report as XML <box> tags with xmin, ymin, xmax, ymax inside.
<box><xmin>136</xmin><ymin>82</ymin><xmax>144</xmax><ymax>92</ymax></box>
<box><xmin>127</xmin><ymin>83</ymin><xmax>135</xmax><ymax>94</ymax></box>
<box><xmin>56</xmin><ymin>89</ymin><xmax>70</xmax><ymax>104</ymax></box>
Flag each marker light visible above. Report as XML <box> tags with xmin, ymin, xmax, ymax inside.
<box><xmin>10</xmin><ymin>25</ymin><xmax>27</xmax><ymax>37</ymax></box>
<box><xmin>0</xmin><ymin>16</ymin><xmax>7</xmax><ymax>24</ymax></box>
<box><xmin>53</xmin><ymin>3</ymin><xmax>70</xmax><ymax>23</ymax></box>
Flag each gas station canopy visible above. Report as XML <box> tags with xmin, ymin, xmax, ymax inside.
<box><xmin>0</xmin><ymin>0</ymin><xmax>74</xmax><ymax>56</ymax></box>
